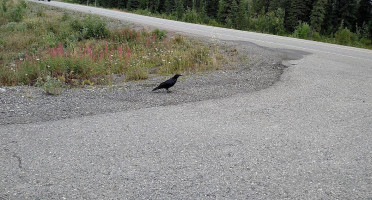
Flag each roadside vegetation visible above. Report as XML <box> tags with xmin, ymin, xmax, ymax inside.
<box><xmin>0</xmin><ymin>0</ymin><xmax>226</xmax><ymax>92</ymax></box>
<box><xmin>67</xmin><ymin>0</ymin><xmax>372</xmax><ymax>49</ymax></box>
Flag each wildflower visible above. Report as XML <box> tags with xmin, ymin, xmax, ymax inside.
<box><xmin>36</xmin><ymin>58</ymin><xmax>40</xmax><ymax>61</ymax></box>
<box><xmin>117</xmin><ymin>46</ymin><xmax>123</xmax><ymax>56</ymax></box>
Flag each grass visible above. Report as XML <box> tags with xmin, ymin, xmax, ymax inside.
<box><xmin>0</xmin><ymin>0</ymin><xmax>226</xmax><ymax>88</ymax></box>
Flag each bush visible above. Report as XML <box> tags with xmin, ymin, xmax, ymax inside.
<box><xmin>312</xmin><ymin>31</ymin><xmax>322</xmax><ymax>41</ymax></box>
<box><xmin>152</xmin><ymin>29</ymin><xmax>167</xmax><ymax>40</ymax></box>
<box><xmin>293</xmin><ymin>22</ymin><xmax>311</xmax><ymax>39</ymax></box>
<box><xmin>182</xmin><ymin>9</ymin><xmax>202</xmax><ymax>24</ymax></box>
<box><xmin>335</xmin><ymin>28</ymin><xmax>355</xmax><ymax>45</ymax></box>
<box><xmin>37</xmin><ymin>75</ymin><xmax>64</xmax><ymax>95</ymax></box>
<box><xmin>70</xmin><ymin>15</ymin><xmax>108</xmax><ymax>40</ymax></box>
<box><xmin>360</xmin><ymin>37</ymin><xmax>371</xmax><ymax>46</ymax></box>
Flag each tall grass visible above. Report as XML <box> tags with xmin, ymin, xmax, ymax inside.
<box><xmin>0</xmin><ymin>1</ymin><xmax>225</xmax><ymax>86</ymax></box>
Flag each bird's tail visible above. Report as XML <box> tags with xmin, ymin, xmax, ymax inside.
<box><xmin>152</xmin><ymin>87</ymin><xmax>159</xmax><ymax>91</ymax></box>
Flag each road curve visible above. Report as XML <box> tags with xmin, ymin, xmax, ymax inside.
<box><xmin>1</xmin><ymin>1</ymin><xmax>371</xmax><ymax>199</ymax></box>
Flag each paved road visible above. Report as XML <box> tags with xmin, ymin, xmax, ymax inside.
<box><xmin>1</xmin><ymin>1</ymin><xmax>372</xmax><ymax>199</ymax></box>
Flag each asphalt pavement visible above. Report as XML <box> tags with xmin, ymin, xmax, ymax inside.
<box><xmin>1</xmin><ymin>1</ymin><xmax>372</xmax><ymax>199</ymax></box>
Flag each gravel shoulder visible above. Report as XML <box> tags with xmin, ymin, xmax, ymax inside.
<box><xmin>0</xmin><ymin>16</ymin><xmax>308</xmax><ymax>125</ymax></box>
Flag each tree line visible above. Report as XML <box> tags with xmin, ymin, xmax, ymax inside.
<box><xmin>74</xmin><ymin>0</ymin><xmax>372</xmax><ymax>46</ymax></box>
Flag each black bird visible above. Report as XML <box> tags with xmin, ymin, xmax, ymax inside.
<box><xmin>152</xmin><ymin>74</ymin><xmax>182</xmax><ymax>93</ymax></box>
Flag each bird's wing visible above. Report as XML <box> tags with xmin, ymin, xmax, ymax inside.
<box><xmin>163</xmin><ymin>79</ymin><xmax>175</xmax><ymax>86</ymax></box>
<box><xmin>158</xmin><ymin>81</ymin><xmax>168</xmax><ymax>88</ymax></box>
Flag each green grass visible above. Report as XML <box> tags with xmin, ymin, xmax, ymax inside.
<box><xmin>0</xmin><ymin>0</ymin><xmax>225</xmax><ymax>87</ymax></box>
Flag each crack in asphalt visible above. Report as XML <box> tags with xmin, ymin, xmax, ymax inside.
<box><xmin>12</xmin><ymin>153</ymin><xmax>23</xmax><ymax>170</ymax></box>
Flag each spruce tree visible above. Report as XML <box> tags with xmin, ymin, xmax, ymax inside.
<box><xmin>286</xmin><ymin>0</ymin><xmax>315</xmax><ymax>31</ymax></box>
<box><xmin>310</xmin><ymin>0</ymin><xmax>327</xmax><ymax>33</ymax></box>
<box><xmin>175</xmin><ymin>0</ymin><xmax>184</xmax><ymax>19</ymax></box>
<box><xmin>236</xmin><ymin>0</ymin><xmax>248</xmax><ymax>30</ymax></box>
<box><xmin>337</xmin><ymin>0</ymin><xmax>358</xmax><ymax>31</ymax></box>
<box><xmin>164</xmin><ymin>0</ymin><xmax>174</xmax><ymax>14</ymax></box>
<box><xmin>217</xmin><ymin>0</ymin><xmax>228</xmax><ymax>24</ymax></box>
<box><xmin>118</xmin><ymin>0</ymin><xmax>127</xmax><ymax>9</ymax></box>
<box><xmin>229</xmin><ymin>0</ymin><xmax>239</xmax><ymax>28</ymax></box>
<box><xmin>206</xmin><ymin>0</ymin><xmax>219</xmax><ymax>19</ymax></box>
<box><xmin>357</xmin><ymin>0</ymin><xmax>372</xmax><ymax>27</ymax></box>
<box><xmin>127</xmin><ymin>0</ymin><xmax>139</xmax><ymax>10</ymax></box>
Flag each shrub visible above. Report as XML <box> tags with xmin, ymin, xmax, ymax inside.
<box><xmin>70</xmin><ymin>15</ymin><xmax>108</xmax><ymax>40</ymax></box>
<box><xmin>312</xmin><ymin>31</ymin><xmax>322</xmax><ymax>41</ymax></box>
<box><xmin>182</xmin><ymin>9</ymin><xmax>202</xmax><ymax>24</ymax></box>
<box><xmin>293</xmin><ymin>22</ymin><xmax>311</xmax><ymax>39</ymax></box>
<box><xmin>360</xmin><ymin>37</ymin><xmax>371</xmax><ymax>46</ymax></box>
<box><xmin>152</xmin><ymin>29</ymin><xmax>167</xmax><ymax>40</ymax></box>
<box><xmin>38</xmin><ymin>75</ymin><xmax>64</xmax><ymax>95</ymax></box>
<box><xmin>335</xmin><ymin>28</ymin><xmax>355</xmax><ymax>45</ymax></box>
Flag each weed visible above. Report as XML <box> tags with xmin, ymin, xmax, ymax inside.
<box><xmin>152</xmin><ymin>28</ymin><xmax>167</xmax><ymax>40</ymax></box>
<box><xmin>8</xmin><ymin>0</ymin><xmax>27</xmax><ymax>22</ymax></box>
<box><xmin>37</xmin><ymin>75</ymin><xmax>64</xmax><ymax>95</ymax></box>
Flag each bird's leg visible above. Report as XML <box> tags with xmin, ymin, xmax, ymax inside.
<box><xmin>167</xmin><ymin>89</ymin><xmax>172</xmax><ymax>93</ymax></box>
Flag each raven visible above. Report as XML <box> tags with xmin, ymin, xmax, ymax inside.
<box><xmin>152</xmin><ymin>74</ymin><xmax>182</xmax><ymax>92</ymax></box>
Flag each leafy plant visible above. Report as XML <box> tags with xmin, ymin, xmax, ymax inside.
<box><xmin>152</xmin><ymin>28</ymin><xmax>167</xmax><ymax>40</ymax></box>
<box><xmin>37</xmin><ymin>75</ymin><xmax>65</xmax><ymax>95</ymax></box>
<box><xmin>335</xmin><ymin>21</ymin><xmax>356</xmax><ymax>45</ymax></box>
<box><xmin>293</xmin><ymin>22</ymin><xmax>311</xmax><ymax>39</ymax></box>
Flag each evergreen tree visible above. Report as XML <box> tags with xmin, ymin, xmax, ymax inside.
<box><xmin>336</xmin><ymin>0</ymin><xmax>358</xmax><ymax>31</ymax></box>
<box><xmin>252</xmin><ymin>0</ymin><xmax>270</xmax><ymax>13</ymax></box>
<box><xmin>357</xmin><ymin>0</ymin><xmax>372</xmax><ymax>27</ymax></box>
<box><xmin>127</xmin><ymin>0</ymin><xmax>139</xmax><ymax>10</ymax></box>
<box><xmin>236</xmin><ymin>0</ymin><xmax>248</xmax><ymax>29</ymax></box>
<box><xmin>269</xmin><ymin>0</ymin><xmax>284</xmax><ymax>12</ymax></box>
<box><xmin>206</xmin><ymin>0</ymin><xmax>219</xmax><ymax>18</ymax></box>
<box><xmin>310</xmin><ymin>0</ymin><xmax>327</xmax><ymax>33</ymax></box>
<box><xmin>164</xmin><ymin>0</ymin><xmax>174</xmax><ymax>14</ymax></box>
<box><xmin>175</xmin><ymin>0</ymin><xmax>184</xmax><ymax>19</ymax></box>
<box><xmin>321</xmin><ymin>0</ymin><xmax>337</xmax><ymax>34</ymax></box>
<box><xmin>118</xmin><ymin>0</ymin><xmax>127</xmax><ymax>9</ymax></box>
<box><xmin>217</xmin><ymin>0</ymin><xmax>228</xmax><ymax>24</ymax></box>
<box><xmin>147</xmin><ymin>0</ymin><xmax>161</xmax><ymax>13</ymax></box>
<box><xmin>286</xmin><ymin>0</ymin><xmax>315</xmax><ymax>31</ymax></box>
<box><xmin>229</xmin><ymin>0</ymin><xmax>239</xmax><ymax>28</ymax></box>
<box><xmin>198</xmin><ymin>0</ymin><xmax>208</xmax><ymax>23</ymax></box>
